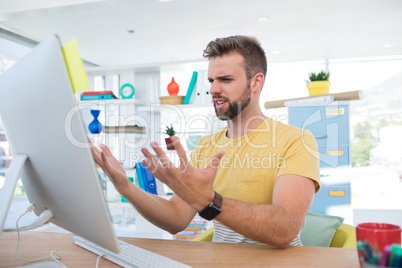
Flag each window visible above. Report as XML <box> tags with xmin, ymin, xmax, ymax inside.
<box><xmin>260</xmin><ymin>55</ymin><xmax>402</xmax><ymax>212</ymax></box>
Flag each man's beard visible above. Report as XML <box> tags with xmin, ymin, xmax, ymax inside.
<box><xmin>213</xmin><ymin>84</ymin><xmax>251</xmax><ymax>121</ymax></box>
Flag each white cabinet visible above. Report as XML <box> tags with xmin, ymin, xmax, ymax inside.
<box><xmin>81</xmin><ymin>62</ymin><xmax>224</xmax><ymax>168</ymax></box>
<box><xmin>81</xmin><ymin>65</ymin><xmax>162</xmax><ymax>168</ymax></box>
<box><xmin>79</xmin><ymin>98</ymin><xmax>156</xmax><ymax>169</ymax></box>
<box><xmin>77</xmin><ymin>63</ymin><xmax>226</xmax><ymax>238</ymax></box>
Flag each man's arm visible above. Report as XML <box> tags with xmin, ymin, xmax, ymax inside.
<box><xmin>141</xmin><ymin>136</ymin><xmax>315</xmax><ymax>247</ymax></box>
<box><xmin>90</xmin><ymin>142</ymin><xmax>196</xmax><ymax>234</ymax></box>
<box><xmin>214</xmin><ymin>174</ymin><xmax>315</xmax><ymax>248</ymax></box>
<box><xmin>120</xmin><ymin>184</ymin><xmax>197</xmax><ymax>234</ymax></box>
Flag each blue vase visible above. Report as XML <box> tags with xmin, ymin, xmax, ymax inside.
<box><xmin>88</xmin><ymin>109</ymin><xmax>102</xmax><ymax>134</ymax></box>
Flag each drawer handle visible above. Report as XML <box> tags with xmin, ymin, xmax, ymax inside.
<box><xmin>328</xmin><ymin>150</ymin><xmax>345</xmax><ymax>156</ymax></box>
<box><xmin>314</xmin><ymin>135</ymin><xmax>328</xmax><ymax>139</ymax></box>
<box><xmin>327</xmin><ymin>108</ymin><xmax>345</xmax><ymax>115</ymax></box>
<box><xmin>329</xmin><ymin>190</ymin><xmax>345</xmax><ymax>197</ymax></box>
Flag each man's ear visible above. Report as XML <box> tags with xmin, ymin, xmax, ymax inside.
<box><xmin>251</xmin><ymin>73</ymin><xmax>264</xmax><ymax>93</ymax></box>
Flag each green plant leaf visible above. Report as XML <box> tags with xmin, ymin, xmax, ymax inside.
<box><xmin>307</xmin><ymin>70</ymin><xmax>330</xmax><ymax>82</ymax></box>
<box><xmin>164</xmin><ymin>124</ymin><xmax>176</xmax><ymax>137</ymax></box>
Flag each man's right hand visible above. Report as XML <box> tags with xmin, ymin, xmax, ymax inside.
<box><xmin>89</xmin><ymin>140</ymin><xmax>129</xmax><ymax>194</ymax></box>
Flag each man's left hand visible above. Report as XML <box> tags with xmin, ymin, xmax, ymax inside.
<box><xmin>140</xmin><ymin>136</ymin><xmax>225</xmax><ymax>211</ymax></box>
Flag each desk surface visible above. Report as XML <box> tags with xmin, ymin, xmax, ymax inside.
<box><xmin>0</xmin><ymin>231</ymin><xmax>359</xmax><ymax>267</ymax></box>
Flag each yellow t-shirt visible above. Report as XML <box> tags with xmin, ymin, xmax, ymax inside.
<box><xmin>190</xmin><ymin>117</ymin><xmax>320</xmax><ymax>206</ymax></box>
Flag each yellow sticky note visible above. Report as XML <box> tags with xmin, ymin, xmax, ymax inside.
<box><xmin>62</xmin><ymin>39</ymin><xmax>89</xmax><ymax>93</ymax></box>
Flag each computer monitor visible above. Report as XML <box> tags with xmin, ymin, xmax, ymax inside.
<box><xmin>0</xmin><ymin>34</ymin><xmax>119</xmax><ymax>253</ymax></box>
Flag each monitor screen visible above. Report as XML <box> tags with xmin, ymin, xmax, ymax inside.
<box><xmin>0</xmin><ymin>34</ymin><xmax>119</xmax><ymax>253</ymax></box>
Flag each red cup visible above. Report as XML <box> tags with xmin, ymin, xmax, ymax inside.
<box><xmin>356</xmin><ymin>222</ymin><xmax>401</xmax><ymax>267</ymax></box>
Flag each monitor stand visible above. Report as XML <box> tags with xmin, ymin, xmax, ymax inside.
<box><xmin>0</xmin><ymin>154</ymin><xmax>28</xmax><ymax>237</ymax></box>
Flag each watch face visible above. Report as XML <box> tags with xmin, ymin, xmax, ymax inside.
<box><xmin>199</xmin><ymin>204</ymin><xmax>221</xmax><ymax>221</ymax></box>
<box><xmin>120</xmin><ymin>84</ymin><xmax>135</xmax><ymax>99</ymax></box>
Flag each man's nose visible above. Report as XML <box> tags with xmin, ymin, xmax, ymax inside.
<box><xmin>209</xmin><ymin>81</ymin><xmax>221</xmax><ymax>95</ymax></box>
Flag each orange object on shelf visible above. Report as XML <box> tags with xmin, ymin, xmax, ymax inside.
<box><xmin>167</xmin><ymin>77</ymin><xmax>179</xmax><ymax>96</ymax></box>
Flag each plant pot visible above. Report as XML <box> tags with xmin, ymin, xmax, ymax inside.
<box><xmin>160</xmin><ymin>96</ymin><xmax>185</xmax><ymax>105</ymax></box>
<box><xmin>186</xmin><ymin>135</ymin><xmax>202</xmax><ymax>150</ymax></box>
<box><xmin>306</xmin><ymin>81</ymin><xmax>330</xmax><ymax>96</ymax></box>
<box><xmin>165</xmin><ymin>137</ymin><xmax>175</xmax><ymax>150</ymax></box>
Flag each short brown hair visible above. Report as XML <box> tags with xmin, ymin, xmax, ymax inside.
<box><xmin>203</xmin><ymin>35</ymin><xmax>267</xmax><ymax>80</ymax></box>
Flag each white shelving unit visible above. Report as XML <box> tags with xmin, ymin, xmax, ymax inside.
<box><xmin>82</xmin><ymin>61</ymin><xmax>225</xmax><ymax>166</ymax></box>
<box><xmin>82</xmin><ymin>61</ymin><xmax>223</xmax><ymax>199</ymax></box>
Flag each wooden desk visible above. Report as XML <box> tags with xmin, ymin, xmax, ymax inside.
<box><xmin>0</xmin><ymin>231</ymin><xmax>360</xmax><ymax>267</ymax></box>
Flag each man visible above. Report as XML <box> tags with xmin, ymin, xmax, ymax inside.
<box><xmin>92</xmin><ymin>35</ymin><xmax>320</xmax><ymax>248</ymax></box>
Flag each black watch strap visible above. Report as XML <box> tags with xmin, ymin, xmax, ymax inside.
<box><xmin>198</xmin><ymin>192</ymin><xmax>222</xmax><ymax>221</ymax></box>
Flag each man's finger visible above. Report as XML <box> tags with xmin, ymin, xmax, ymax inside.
<box><xmin>208</xmin><ymin>151</ymin><xmax>225</xmax><ymax>170</ymax></box>
<box><xmin>150</xmin><ymin>142</ymin><xmax>175</xmax><ymax>170</ymax></box>
<box><xmin>141</xmin><ymin>147</ymin><xmax>164</xmax><ymax>175</ymax></box>
<box><xmin>89</xmin><ymin>140</ymin><xmax>103</xmax><ymax>166</ymax></box>
<box><xmin>100</xmin><ymin>144</ymin><xmax>114</xmax><ymax>157</ymax></box>
<box><xmin>170</xmin><ymin>136</ymin><xmax>189</xmax><ymax>170</ymax></box>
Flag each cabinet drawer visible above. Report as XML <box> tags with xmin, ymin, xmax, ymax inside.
<box><xmin>288</xmin><ymin>105</ymin><xmax>349</xmax><ymax>146</ymax></box>
<box><xmin>309</xmin><ymin>186</ymin><xmax>351</xmax><ymax>214</ymax></box>
<box><xmin>319</xmin><ymin>167</ymin><xmax>351</xmax><ymax>187</ymax></box>
<box><xmin>318</xmin><ymin>145</ymin><xmax>349</xmax><ymax>168</ymax></box>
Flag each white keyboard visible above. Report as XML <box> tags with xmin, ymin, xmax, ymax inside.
<box><xmin>73</xmin><ymin>236</ymin><xmax>192</xmax><ymax>268</ymax></box>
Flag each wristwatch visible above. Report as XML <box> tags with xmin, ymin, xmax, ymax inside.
<box><xmin>198</xmin><ymin>191</ymin><xmax>222</xmax><ymax>221</ymax></box>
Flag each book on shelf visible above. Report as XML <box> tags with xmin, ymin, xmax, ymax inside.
<box><xmin>135</xmin><ymin>163</ymin><xmax>146</xmax><ymax>190</ymax></box>
<box><xmin>82</xmin><ymin>90</ymin><xmax>116</xmax><ymax>96</ymax></box>
<box><xmin>103</xmin><ymin>125</ymin><xmax>145</xmax><ymax>133</ymax></box>
<box><xmin>142</xmin><ymin>164</ymin><xmax>158</xmax><ymax>195</ymax></box>
<box><xmin>81</xmin><ymin>94</ymin><xmax>117</xmax><ymax>100</ymax></box>
<box><xmin>193</xmin><ymin>70</ymin><xmax>211</xmax><ymax>105</ymax></box>
<box><xmin>81</xmin><ymin>90</ymin><xmax>118</xmax><ymax>100</ymax></box>
<box><xmin>183</xmin><ymin>71</ymin><xmax>198</xmax><ymax>104</ymax></box>
<box><xmin>135</xmin><ymin>162</ymin><xmax>158</xmax><ymax>195</ymax></box>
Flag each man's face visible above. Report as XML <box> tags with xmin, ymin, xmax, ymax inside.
<box><xmin>208</xmin><ymin>53</ymin><xmax>251</xmax><ymax>120</ymax></box>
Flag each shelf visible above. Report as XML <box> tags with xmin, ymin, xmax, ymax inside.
<box><xmin>104</xmin><ymin>125</ymin><xmax>145</xmax><ymax>134</ymax></box>
<box><xmin>79</xmin><ymin>98</ymin><xmax>147</xmax><ymax>106</ymax></box>
<box><xmin>158</xmin><ymin>130</ymin><xmax>206</xmax><ymax>134</ymax></box>
<box><xmin>157</xmin><ymin>104</ymin><xmax>213</xmax><ymax>109</ymax></box>
<box><xmin>264</xmin><ymin>90</ymin><xmax>363</xmax><ymax>109</ymax></box>
<box><xmin>0</xmin><ymin>156</ymin><xmax>12</xmax><ymax>160</ymax></box>
<box><xmin>137</xmin><ymin>104</ymin><xmax>213</xmax><ymax>112</ymax></box>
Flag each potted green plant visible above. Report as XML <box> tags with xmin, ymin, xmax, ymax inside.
<box><xmin>306</xmin><ymin>70</ymin><xmax>331</xmax><ymax>96</ymax></box>
<box><xmin>164</xmin><ymin>124</ymin><xmax>176</xmax><ymax>150</ymax></box>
